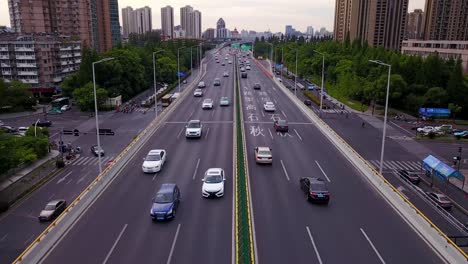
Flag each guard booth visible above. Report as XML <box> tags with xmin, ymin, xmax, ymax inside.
<box><xmin>421</xmin><ymin>155</ymin><xmax>465</xmax><ymax>188</ymax></box>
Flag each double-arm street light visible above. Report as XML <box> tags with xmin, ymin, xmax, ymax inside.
<box><xmin>153</xmin><ymin>50</ymin><xmax>165</xmax><ymax>119</ymax></box>
<box><xmin>177</xmin><ymin>46</ymin><xmax>186</xmax><ymax>93</ymax></box>
<box><xmin>92</xmin><ymin>57</ymin><xmax>115</xmax><ymax>173</ymax></box>
<box><xmin>369</xmin><ymin>59</ymin><xmax>392</xmax><ymax>175</ymax></box>
<box><xmin>287</xmin><ymin>47</ymin><xmax>298</xmax><ymax>97</ymax></box>
<box><xmin>265</xmin><ymin>43</ymin><xmax>273</xmax><ymax>73</ymax></box>
<box><xmin>313</xmin><ymin>50</ymin><xmax>325</xmax><ymax>111</ymax></box>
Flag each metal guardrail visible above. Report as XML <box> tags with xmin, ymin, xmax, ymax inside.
<box><xmin>13</xmin><ymin>59</ymin><xmax>207</xmax><ymax>264</ymax></box>
<box><xmin>256</xmin><ymin>59</ymin><xmax>468</xmax><ymax>263</ymax></box>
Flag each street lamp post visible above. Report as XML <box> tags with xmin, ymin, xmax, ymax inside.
<box><xmin>265</xmin><ymin>43</ymin><xmax>273</xmax><ymax>73</ymax></box>
<box><xmin>313</xmin><ymin>50</ymin><xmax>325</xmax><ymax>110</ymax></box>
<box><xmin>287</xmin><ymin>47</ymin><xmax>298</xmax><ymax>97</ymax></box>
<box><xmin>177</xmin><ymin>47</ymin><xmax>185</xmax><ymax>93</ymax></box>
<box><xmin>34</xmin><ymin>119</ymin><xmax>40</xmax><ymax>137</ymax></box>
<box><xmin>92</xmin><ymin>57</ymin><xmax>115</xmax><ymax>174</ymax></box>
<box><xmin>281</xmin><ymin>47</ymin><xmax>284</xmax><ymax>83</ymax></box>
<box><xmin>369</xmin><ymin>60</ymin><xmax>392</xmax><ymax>175</ymax></box>
<box><xmin>153</xmin><ymin>50</ymin><xmax>164</xmax><ymax>119</ymax></box>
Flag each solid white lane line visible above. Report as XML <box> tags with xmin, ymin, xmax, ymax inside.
<box><xmin>189</xmin><ymin>110</ymin><xmax>194</xmax><ymax>118</ymax></box>
<box><xmin>205</xmin><ymin>127</ymin><xmax>210</xmax><ymax>139</ymax></box>
<box><xmin>314</xmin><ymin>160</ymin><xmax>331</xmax><ymax>182</ymax></box>
<box><xmin>166</xmin><ymin>224</ymin><xmax>181</xmax><ymax>264</ymax></box>
<box><xmin>306</xmin><ymin>226</ymin><xmax>323</xmax><ymax>264</ymax></box>
<box><xmin>152</xmin><ymin>174</ymin><xmax>157</xmax><ymax>181</ymax></box>
<box><xmin>56</xmin><ymin>171</ymin><xmax>73</xmax><ymax>184</ymax></box>
<box><xmin>294</xmin><ymin>129</ymin><xmax>303</xmax><ymax>141</ymax></box>
<box><xmin>360</xmin><ymin>228</ymin><xmax>386</xmax><ymax>264</ymax></box>
<box><xmin>268</xmin><ymin>128</ymin><xmax>273</xmax><ymax>139</ymax></box>
<box><xmin>281</xmin><ymin>110</ymin><xmax>287</xmax><ymax>118</ymax></box>
<box><xmin>102</xmin><ymin>224</ymin><xmax>128</xmax><ymax>264</ymax></box>
<box><xmin>192</xmin><ymin>158</ymin><xmax>201</xmax><ymax>180</ymax></box>
<box><xmin>24</xmin><ymin>234</ymin><xmax>35</xmax><ymax>245</ymax></box>
<box><xmin>280</xmin><ymin>160</ymin><xmax>290</xmax><ymax>181</ymax></box>
<box><xmin>176</xmin><ymin>126</ymin><xmax>185</xmax><ymax>139</ymax></box>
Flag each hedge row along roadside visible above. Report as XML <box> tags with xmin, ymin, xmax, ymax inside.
<box><xmin>303</xmin><ymin>90</ymin><xmax>331</xmax><ymax>109</ymax></box>
<box><xmin>235</xmin><ymin>59</ymin><xmax>255</xmax><ymax>264</ymax></box>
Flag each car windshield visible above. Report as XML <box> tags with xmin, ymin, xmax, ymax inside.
<box><xmin>278</xmin><ymin>120</ymin><xmax>287</xmax><ymax>126</ymax></box>
<box><xmin>310</xmin><ymin>182</ymin><xmax>327</xmax><ymax>192</ymax></box>
<box><xmin>205</xmin><ymin>175</ymin><xmax>223</xmax><ymax>183</ymax></box>
<box><xmin>93</xmin><ymin>146</ymin><xmax>103</xmax><ymax>151</ymax></box>
<box><xmin>45</xmin><ymin>204</ymin><xmax>56</xmax><ymax>210</ymax></box>
<box><xmin>154</xmin><ymin>193</ymin><xmax>173</xmax><ymax>203</ymax></box>
<box><xmin>258</xmin><ymin>150</ymin><xmax>270</xmax><ymax>155</ymax></box>
<box><xmin>188</xmin><ymin>122</ymin><xmax>201</xmax><ymax>128</ymax></box>
<box><xmin>146</xmin><ymin>154</ymin><xmax>161</xmax><ymax>161</ymax></box>
<box><xmin>204</xmin><ymin>100</ymin><xmax>212</xmax><ymax>103</ymax></box>
<box><xmin>439</xmin><ymin>196</ymin><xmax>450</xmax><ymax>202</ymax></box>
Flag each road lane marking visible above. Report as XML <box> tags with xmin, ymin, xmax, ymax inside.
<box><xmin>76</xmin><ymin>157</ymin><xmax>90</xmax><ymax>166</ymax></box>
<box><xmin>211</xmin><ymin>109</ymin><xmax>215</xmax><ymax>118</ymax></box>
<box><xmin>244</xmin><ymin>121</ymin><xmax>312</xmax><ymax>125</ymax></box>
<box><xmin>83</xmin><ymin>157</ymin><xmax>95</xmax><ymax>166</ymax></box>
<box><xmin>48</xmin><ymin>193</ymin><xmax>55</xmax><ymax>200</ymax></box>
<box><xmin>306</xmin><ymin>226</ymin><xmax>323</xmax><ymax>264</ymax></box>
<box><xmin>315</xmin><ymin>161</ymin><xmax>331</xmax><ymax>182</ymax></box>
<box><xmin>192</xmin><ymin>158</ymin><xmax>201</xmax><ymax>180</ymax></box>
<box><xmin>294</xmin><ymin>129</ymin><xmax>303</xmax><ymax>141</ymax></box>
<box><xmin>66</xmin><ymin>179</ymin><xmax>73</xmax><ymax>185</ymax></box>
<box><xmin>281</xmin><ymin>110</ymin><xmax>287</xmax><ymax>118</ymax></box>
<box><xmin>165</xmin><ymin>121</ymin><xmax>233</xmax><ymax>124</ymax></box>
<box><xmin>360</xmin><ymin>228</ymin><xmax>386</xmax><ymax>264</ymax></box>
<box><xmin>0</xmin><ymin>233</ymin><xmax>7</xmax><ymax>242</ymax></box>
<box><xmin>56</xmin><ymin>171</ymin><xmax>73</xmax><ymax>184</ymax></box>
<box><xmin>396</xmin><ymin>186</ymin><xmax>409</xmax><ymax>200</ymax></box>
<box><xmin>77</xmin><ymin>171</ymin><xmax>91</xmax><ymax>184</ymax></box>
<box><xmin>166</xmin><ymin>223</ymin><xmax>181</xmax><ymax>264</ymax></box>
<box><xmin>102</xmin><ymin>224</ymin><xmax>128</xmax><ymax>264</ymax></box>
<box><xmin>268</xmin><ymin>128</ymin><xmax>273</xmax><ymax>139</ymax></box>
<box><xmin>23</xmin><ymin>234</ymin><xmax>35</xmax><ymax>245</ymax></box>
<box><xmin>280</xmin><ymin>160</ymin><xmax>290</xmax><ymax>181</ymax></box>
<box><xmin>176</xmin><ymin>126</ymin><xmax>185</xmax><ymax>139</ymax></box>
<box><xmin>261</xmin><ymin>110</ymin><xmax>265</xmax><ymax>117</ymax></box>
<box><xmin>189</xmin><ymin>110</ymin><xmax>194</xmax><ymax>118</ymax></box>
<box><xmin>205</xmin><ymin>127</ymin><xmax>210</xmax><ymax>139</ymax></box>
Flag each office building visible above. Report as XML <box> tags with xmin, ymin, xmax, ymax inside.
<box><xmin>285</xmin><ymin>25</ymin><xmax>293</xmax><ymax>36</ymax></box>
<box><xmin>306</xmin><ymin>26</ymin><xmax>314</xmax><ymax>36</ymax></box>
<box><xmin>423</xmin><ymin>0</ymin><xmax>468</xmax><ymax>41</ymax></box>
<box><xmin>161</xmin><ymin>6</ymin><xmax>174</xmax><ymax>39</ymax></box>
<box><xmin>216</xmin><ymin>18</ymin><xmax>227</xmax><ymax>39</ymax></box>
<box><xmin>203</xmin><ymin>28</ymin><xmax>215</xmax><ymax>39</ymax></box>
<box><xmin>333</xmin><ymin>0</ymin><xmax>409</xmax><ymax>50</ymax></box>
<box><xmin>407</xmin><ymin>9</ymin><xmax>424</xmax><ymax>39</ymax></box>
<box><xmin>0</xmin><ymin>33</ymin><xmax>81</xmax><ymax>95</ymax></box>
<box><xmin>402</xmin><ymin>39</ymin><xmax>468</xmax><ymax>73</ymax></box>
<box><xmin>8</xmin><ymin>0</ymin><xmax>93</xmax><ymax>47</ymax></box>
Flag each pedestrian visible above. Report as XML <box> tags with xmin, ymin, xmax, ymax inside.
<box><xmin>361</xmin><ymin>122</ymin><xmax>366</xmax><ymax>128</ymax></box>
<box><xmin>345</xmin><ymin>113</ymin><xmax>349</xmax><ymax>119</ymax></box>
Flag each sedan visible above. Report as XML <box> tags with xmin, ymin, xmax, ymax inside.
<box><xmin>194</xmin><ymin>89</ymin><xmax>203</xmax><ymax>97</ymax></box>
<box><xmin>220</xmin><ymin>97</ymin><xmax>229</xmax><ymax>106</ymax></box>
<box><xmin>33</xmin><ymin>120</ymin><xmax>52</xmax><ymax>127</ymax></box>
<box><xmin>426</xmin><ymin>192</ymin><xmax>452</xmax><ymax>209</ymax></box>
<box><xmin>246</xmin><ymin>66</ymin><xmax>251</xmax><ymax>70</ymax></box>
<box><xmin>38</xmin><ymin>199</ymin><xmax>67</xmax><ymax>222</ymax></box>
<box><xmin>417</xmin><ymin>126</ymin><xmax>434</xmax><ymax>134</ymax></box>
<box><xmin>150</xmin><ymin>184</ymin><xmax>180</xmax><ymax>221</ymax></box>
<box><xmin>263</xmin><ymin>102</ymin><xmax>276</xmax><ymax>112</ymax></box>
<box><xmin>397</xmin><ymin>170</ymin><xmax>420</xmax><ymax>185</ymax></box>
<box><xmin>274</xmin><ymin>120</ymin><xmax>289</xmax><ymax>132</ymax></box>
<box><xmin>142</xmin><ymin>149</ymin><xmax>166</xmax><ymax>173</ymax></box>
<box><xmin>202</xmin><ymin>168</ymin><xmax>226</xmax><ymax>198</ymax></box>
<box><xmin>253</xmin><ymin>83</ymin><xmax>261</xmax><ymax>90</ymax></box>
<box><xmin>255</xmin><ymin>147</ymin><xmax>272</xmax><ymax>164</ymax></box>
<box><xmin>213</xmin><ymin>78</ymin><xmax>221</xmax><ymax>86</ymax></box>
<box><xmin>202</xmin><ymin>99</ymin><xmax>214</xmax><ymax>109</ymax></box>
<box><xmin>454</xmin><ymin>130</ymin><xmax>468</xmax><ymax>138</ymax></box>
<box><xmin>91</xmin><ymin>145</ymin><xmax>104</xmax><ymax>156</ymax></box>
<box><xmin>61</xmin><ymin>105</ymin><xmax>71</xmax><ymax>111</ymax></box>
<box><xmin>197</xmin><ymin>81</ymin><xmax>206</xmax><ymax>88</ymax></box>
<box><xmin>304</xmin><ymin>99</ymin><xmax>312</xmax><ymax>106</ymax></box>
<box><xmin>300</xmin><ymin>177</ymin><xmax>330</xmax><ymax>204</ymax></box>
<box><xmin>223</xmin><ymin>72</ymin><xmax>229</xmax><ymax>77</ymax></box>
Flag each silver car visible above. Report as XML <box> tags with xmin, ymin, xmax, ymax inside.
<box><xmin>38</xmin><ymin>199</ymin><xmax>67</xmax><ymax>222</ymax></box>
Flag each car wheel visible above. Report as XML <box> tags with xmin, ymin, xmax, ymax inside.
<box><xmin>172</xmin><ymin>208</ymin><xmax>176</xmax><ymax>218</ymax></box>
<box><xmin>306</xmin><ymin>193</ymin><xmax>310</xmax><ymax>201</ymax></box>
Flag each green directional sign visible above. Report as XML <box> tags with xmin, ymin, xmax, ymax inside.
<box><xmin>231</xmin><ymin>43</ymin><xmax>240</xmax><ymax>48</ymax></box>
<box><xmin>241</xmin><ymin>44</ymin><xmax>251</xmax><ymax>51</ymax></box>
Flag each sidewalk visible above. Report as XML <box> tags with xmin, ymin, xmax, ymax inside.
<box><xmin>0</xmin><ymin>105</ymin><xmax>50</xmax><ymax>120</ymax></box>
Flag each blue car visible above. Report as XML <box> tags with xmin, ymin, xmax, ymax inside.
<box><xmin>150</xmin><ymin>183</ymin><xmax>180</xmax><ymax>221</ymax></box>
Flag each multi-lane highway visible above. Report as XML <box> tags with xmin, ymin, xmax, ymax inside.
<box><xmin>40</xmin><ymin>49</ymin><xmax>235</xmax><ymax>264</ymax></box>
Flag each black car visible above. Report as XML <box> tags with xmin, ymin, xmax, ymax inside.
<box><xmin>34</xmin><ymin>120</ymin><xmax>52</xmax><ymax>127</ymax></box>
<box><xmin>274</xmin><ymin>120</ymin><xmax>289</xmax><ymax>132</ymax></box>
<box><xmin>304</xmin><ymin>100</ymin><xmax>312</xmax><ymax>106</ymax></box>
<box><xmin>253</xmin><ymin>83</ymin><xmax>261</xmax><ymax>90</ymax></box>
<box><xmin>241</xmin><ymin>72</ymin><xmax>247</xmax><ymax>78</ymax></box>
<box><xmin>397</xmin><ymin>170</ymin><xmax>420</xmax><ymax>184</ymax></box>
<box><xmin>300</xmin><ymin>177</ymin><xmax>330</xmax><ymax>204</ymax></box>
<box><xmin>150</xmin><ymin>183</ymin><xmax>180</xmax><ymax>221</ymax></box>
<box><xmin>91</xmin><ymin>145</ymin><xmax>105</xmax><ymax>156</ymax></box>
<box><xmin>38</xmin><ymin>199</ymin><xmax>67</xmax><ymax>222</ymax></box>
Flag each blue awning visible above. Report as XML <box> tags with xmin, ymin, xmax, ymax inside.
<box><xmin>422</xmin><ymin>155</ymin><xmax>464</xmax><ymax>180</ymax></box>
<box><xmin>419</xmin><ymin>108</ymin><xmax>451</xmax><ymax>117</ymax></box>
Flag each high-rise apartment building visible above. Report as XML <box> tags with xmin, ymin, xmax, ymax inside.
<box><xmin>180</xmin><ymin>5</ymin><xmax>193</xmax><ymax>37</ymax></box>
<box><xmin>8</xmin><ymin>0</ymin><xmax>93</xmax><ymax>47</ymax></box>
<box><xmin>90</xmin><ymin>0</ymin><xmax>121</xmax><ymax>52</ymax></box>
<box><xmin>306</xmin><ymin>26</ymin><xmax>314</xmax><ymax>36</ymax></box>
<box><xmin>423</xmin><ymin>0</ymin><xmax>468</xmax><ymax>41</ymax></box>
<box><xmin>179</xmin><ymin>6</ymin><xmax>202</xmax><ymax>39</ymax></box>
<box><xmin>203</xmin><ymin>28</ymin><xmax>215</xmax><ymax>39</ymax></box>
<box><xmin>407</xmin><ymin>9</ymin><xmax>424</xmax><ymax>39</ymax></box>
<box><xmin>122</xmin><ymin>6</ymin><xmax>152</xmax><ymax>38</ymax></box>
<box><xmin>161</xmin><ymin>6</ymin><xmax>174</xmax><ymax>39</ymax></box>
<box><xmin>333</xmin><ymin>0</ymin><xmax>408</xmax><ymax>50</ymax></box>
<box><xmin>191</xmin><ymin>10</ymin><xmax>202</xmax><ymax>39</ymax></box>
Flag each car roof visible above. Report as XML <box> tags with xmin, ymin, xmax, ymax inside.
<box><xmin>148</xmin><ymin>149</ymin><xmax>164</xmax><ymax>155</ymax></box>
<box><xmin>206</xmin><ymin>168</ymin><xmax>223</xmax><ymax>175</ymax></box>
<box><xmin>276</xmin><ymin>120</ymin><xmax>287</xmax><ymax>124</ymax></box>
<box><xmin>48</xmin><ymin>199</ymin><xmax>65</xmax><ymax>205</ymax></box>
<box><xmin>189</xmin><ymin>119</ymin><xmax>200</xmax><ymax>123</ymax></box>
<box><xmin>257</xmin><ymin>147</ymin><xmax>271</xmax><ymax>152</ymax></box>
<box><xmin>158</xmin><ymin>183</ymin><xmax>177</xmax><ymax>193</ymax></box>
<box><xmin>265</xmin><ymin>102</ymin><xmax>274</xmax><ymax>104</ymax></box>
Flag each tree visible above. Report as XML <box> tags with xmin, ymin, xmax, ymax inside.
<box><xmin>424</xmin><ymin>87</ymin><xmax>448</xmax><ymax>107</ymax></box>
<box><xmin>446</xmin><ymin>58</ymin><xmax>466</xmax><ymax>106</ymax></box>
<box><xmin>72</xmin><ymin>82</ymin><xmax>108</xmax><ymax>111</ymax></box>
<box><xmin>448</xmin><ymin>103</ymin><xmax>462</xmax><ymax>120</ymax></box>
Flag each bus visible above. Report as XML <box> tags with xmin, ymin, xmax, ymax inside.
<box><xmin>161</xmin><ymin>94</ymin><xmax>173</xmax><ymax>107</ymax></box>
<box><xmin>51</xmin><ymin>97</ymin><xmax>70</xmax><ymax>109</ymax></box>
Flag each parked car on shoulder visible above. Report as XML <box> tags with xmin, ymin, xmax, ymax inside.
<box><xmin>38</xmin><ymin>199</ymin><xmax>67</xmax><ymax>222</ymax></box>
<box><xmin>417</xmin><ymin>126</ymin><xmax>434</xmax><ymax>134</ymax></box>
<box><xmin>304</xmin><ymin>99</ymin><xmax>312</xmax><ymax>106</ymax></box>
<box><xmin>150</xmin><ymin>183</ymin><xmax>180</xmax><ymax>221</ymax></box>
<box><xmin>454</xmin><ymin>130</ymin><xmax>468</xmax><ymax>138</ymax></box>
<box><xmin>61</xmin><ymin>105</ymin><xmax>71</xmax><ymax>111</ymax></box>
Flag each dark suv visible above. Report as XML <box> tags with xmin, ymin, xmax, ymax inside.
<box><xmin>150</xmin><ymin>183</ymin><xmax>180</xmax><ymax>221</ymax></box>
<box><xmin>300</xmin><ymin>177</ymin><xmax>330</xmax><ymax>204</ymax></box>
<box><xmin>397</xmin><ymin>170</ymin><xmax>420</xmax><ymax>185</ymax></box>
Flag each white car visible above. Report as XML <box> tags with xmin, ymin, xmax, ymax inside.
<box><xmin>263</xmin><ymin>102</ymin><xmax>276</xmax><ymax>112</ymax></box>
<box><xmin>194</xmin><ymin>89</ymin><xmax>203</xmax><ymax>97</ymax></box>
<box><xmin>202</xmin><ymin>168</ymin><xmax>226</xmax><ymax>198</ymax></box>
<box><xmin>223</xmin><ymin>72</ymin><xmax>229</xmax><ymax>77</ymax></box>
<box><xmin>255</xmin><ymin>147</ymin><xmax>272</xmax><ymax>164</ymax></box>
<box><xmin>61</xmin><ymin>105</ymin><xmax>71</xmax><ymax>111</ymax></box>
<box><xmin>142</xmin><ymin>149</ymin><xmax>166</xmax><ymax>173</ymax></box>
<box><xmin>417</xmin><ymin>126</ymin><xmax>434</xmax><ymax>134</ymax></box>
<box><xmin>198</xmin><ymin>81</ymin><xmax>206</xmax><ymax>88</ymax></box>
<box><xmin>246</xmin><ymin>66</ymin><xmax>251</xmax><ymax>70</ymax></box>
<box><xmin>228</xmin><ymin>60</ymin><xmax>232</xmax><ymax>64</ymax></box>
<box><xmin>186</xmin><ymin>120</ymin><xmax>202</xmax><ymax>138</ymax></box>
<box><xmin>202</xmin><ymin>99</ymin><xmax>213</xmax><ymax>109</ymax></box>
<box><xmin>17</xmin><ymin>126</ymin><xmax>29</xmax><ymax>136</ymax></box>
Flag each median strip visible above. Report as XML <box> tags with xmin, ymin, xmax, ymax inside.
<box><xmin>234</xmin><ymin>58</ymin><xmax>255</xmax><ymax>264</ymax></box>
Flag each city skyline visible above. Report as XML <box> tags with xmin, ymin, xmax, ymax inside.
<box><xmin>0</xmin><ymin>0</ymin><xmax>425</xmax><ymax>34</ymax></box>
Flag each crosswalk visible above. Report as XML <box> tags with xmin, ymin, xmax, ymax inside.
<box><xmin>66</xmin><ymin>156</ymin><xmax>115</xmax><ymax>166</ymax></box>
<box><xmin>368</xmin><ymin>160</ymin><xmax>422</xmax><ymax>171</ymax></box>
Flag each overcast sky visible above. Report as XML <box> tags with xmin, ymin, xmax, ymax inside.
<box><xmin>0</xmin><ymin>0</ymin><xmax>425</xmax><ymax>33</ymax></box>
